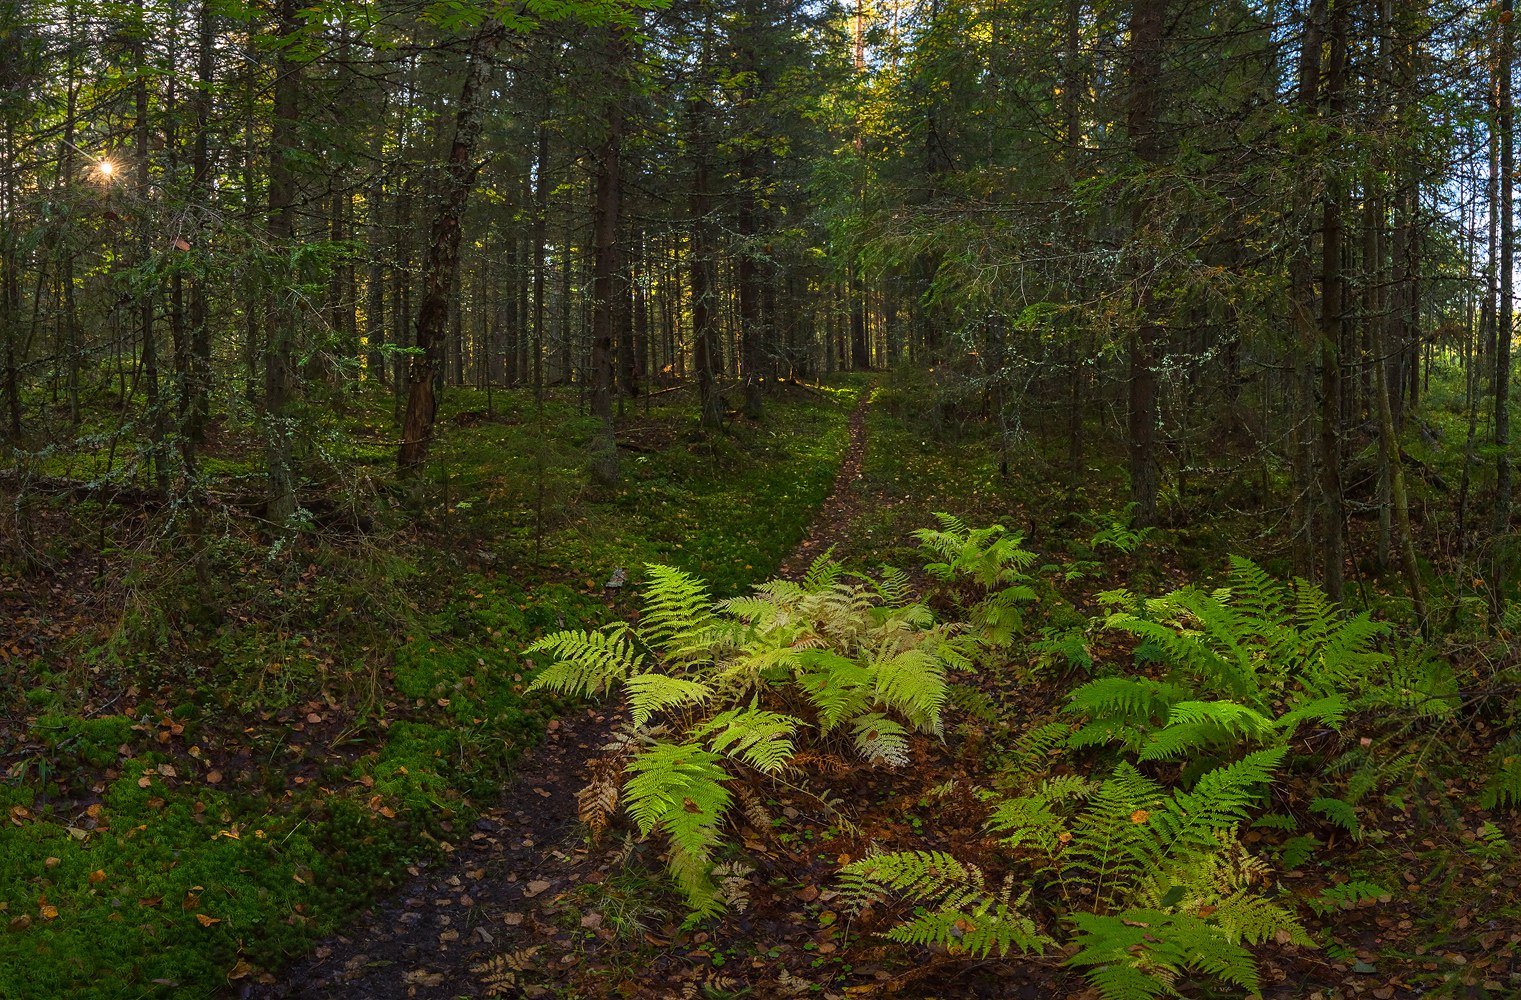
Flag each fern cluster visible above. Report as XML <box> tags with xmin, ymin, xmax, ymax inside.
<box><xmin>914</xmin><ymin>513</ymin><xmax>1040</xmax><ymax>646</ymax></box>
<box><xmin>525</xmin><ymin>553</ymin><xmax>978</xmax><ymax>914</ymax></box>
<box><xmin>840</xmin><ymin>850</ymin><xmax>1052</xmax><ymax>958</ymax></box>
<box><xmin>1062</xmin><ymin>558</ymin><xmax>1452</xmax><ymax>781</ymax></box>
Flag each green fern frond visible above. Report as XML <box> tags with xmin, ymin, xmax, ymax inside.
<box><xmin>1069</xmin><ymin>910</ymin><xmax>1260</xmax><ymax>999</ymax></box>
<box><xmin>873</xmin><ymin>565</ymin><xmax>915</xmax><ymax>607</ymax></box>
<box><xmin>1138</xmin><ymin>700</ymin><xmax>1275</xmax><ymax>762</ymax></box>
<box><xmin>851</xmin><ymin>712</ymin><xmax>912</xmax><ymax>766</ymax></box>
<box><xmin>1273</xmin><ymin>695</ymin><xmax>1347</xmax><ymax>734</ymax></box>
<box><xmin>625</xmin><ymin>673</ymin><xmax>713</xmax><ymax>728</ymax></box>
<box><xmin>1064</xmin><ymin>764</ymin><xmax>1165</xmax><ymax>904</ymax></box>
<box><xmin>802</xmin><ymin>550</ymin><xmax>845</xmax><ymax>593</ymax></box>
<box><xmin>839</xmin><ymin>849</ymin><xmax>980</xmax><ymax>907</ymax></box>
<box><xmin>797</xmin><ymin>650</ymin><xmax>874</xmax><ymax>732</ymax></box>
<box><xmin>1065</xmin><ymin>677</ymin><xmax>1184</xmax><ymax>752</ymax></box>
<box><xmin>1482</xmin><ymin>751</ymin><xmax>1521</xmax><ymax>810</ymax></box>
<box><xmin>1006</xmin><ymin>720</ymin><xmax>1074</xmax><ymax>776</ymax></box>
<box><xmin>1309</xmin><ymin>796</ymin><xmax>1361</xmax><ymax>838</ymax></box>
<box><xmin>1309</xmin><ymin>879</ymin><xmax>1391</xmax><ymax>915</ymax></box>
<box><xmin>872</xmin><ymin>647</ymin><xmax>949</xmax><ymax>732</ymax></box>
<box><xmin>1207</xmin><ymin>890</ymin><xmax>1313</xmax><ymax>946</ymax></box>
<box><xmin>988</xmin><ymin>775</ymin><xmax>1093</xmax><ymax>851</ymax></box>
<box><xmin>1150</xmin><ymin>749</ymin><xmax>1285</xmax><ymax>863</ymax></box>
<box><xmin>525</xmin><ymin>626</ymin><xmax>643</xmax><ymax>697</ymax></box>
<box><xmin>1225</xmin><ymin>556</ymin><xmax>1287</xmax><ymax>624</ymax></box>
<box><xmin>882</xmin><ymin>897</ymin><xmax>1051</xmax><ymax>958</ymax></box>
<box><xmin>623</xmin><ymin>741</ymin><xmax>733</xmax><ymax>913</ymax></box>
<box><xmin>639</xmin><ymin>564</ymin><xmax>721</xmax><ymax>660</ymax></box>
<box><xmin>697</xmin><ymin>707</ymin><xmax>803</xmax><ymax>775</ymax></box>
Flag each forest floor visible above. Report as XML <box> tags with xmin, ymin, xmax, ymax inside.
<box><xmin>247</xmin><ymin>390</ymin><xmax>1521</xmax><ymax>1000</ymax></box>
<box><xmin>5</xmin><ymin>374</ymin><xmax>1521</xmax><ymax>1000</ymax></box>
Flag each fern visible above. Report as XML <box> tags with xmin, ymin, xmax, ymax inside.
<box><xmin>883</xmin><ymin>897</ymin><xmax>1049</xmax><ymax>958</ymax></box>
<box><xmin>1276</xmin><ymin>834</ymin><xmax>1320</xmax><ymax>869</ymax></box>
<box><xmin>1070</xmin><ymin>910</ymin><xmax>1260</xmax><ymax>999</ymax></box>
<box><xmin>1062</xmin><ymin>763</ymin><xmax>1165</xmax><ymax>906</ymax></box>
<box><xmin>871</xmin><ymin>647</ymin><xmax>949</xmax><ymax>733</ymax></box>
<box><xmin>1148</xmin><ymin>749</ymin><xmax>1285</xmax><ymax>864</ymax></box>
<box><xmin>639</xmin><ymin>564</ymin><xmax>723</xmax><ymax>662</ymax></box>
<box><xmin>851</xmin><ymin>712</ymin><xmax>912</xmax><ymax>766</ymax></box>
<box><xmin>839</xmin><ymin>850</ymin><xmax>1052</xmax><ymax>957</ymax></box>
<box><xmin>697</xmin><ymin>707</ymin><xmax>802</xmax><ymax>775</ymax></box>
<box><xmin>1309</xmin><ymin>796</ymin><xmax>1361</xmax><ymax>839</ymax></box>
<box><xmin>626</xmin><ymin>673</ymin><xmax>713</xmax><ymax>728</ymax></box>
<box><xmin>1482</xmin><ymin>750</ymin><xmax>1521</xmax><ymax>810</ymax></box>
<box><xmin>525</xmin><ymin>626</ymin><xmax>642</xmax><ymax>697</ymax></box>
<box><xmin>623</xmin><ymin>742</ymin><xmax>733</xmax><ymax>914</ymax></box>
<box><xmin>1309</xmin><ymin>879</ymin><xmax>1391</xmax><ymax>915</ymax></box>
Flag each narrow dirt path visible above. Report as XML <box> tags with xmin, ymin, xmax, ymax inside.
<box><xmin>776</xmin><ymin>394</ymin><xmax>870</xmax><ymax>581</ymax></box>
<box><xmin>245</xmin><ymin>393</ymin><xmax>871</xmax><ymax>1000</ymax></box>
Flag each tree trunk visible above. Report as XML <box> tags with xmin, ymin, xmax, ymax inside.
<box><xmin>264</xmin><ymin>0</ymin><xmax>301</xmax><ymax>524</ymax></box>
<box><xmin>1125</xmin><ymin>0</ymin><xmax>1167</xmax><ymax>526</ymax></box>
<box><xmin>397</xmin><ymin>23</ymin><xmax>505</xmax><ymax>473</ymax></box>
<box><xmin>588</xmin><ymin>28</ymin><xmax>627</xmax><ymax>486</ymax></box>
<box><xmin>690</xmin><ymin>93</ymin><xmax>723</xmax><ymax>430</ymax></box>
<box><xmin>1497</xmin><ymin>0</ymin><xmax>1515</xmax><ymax>535</ymax></box>
<box><xmin>1317</xmin><ymin>0</ymin><xmax>1349</xmax><ymax>602</ymax></box>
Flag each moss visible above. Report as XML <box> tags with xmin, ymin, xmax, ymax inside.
<box><xmin>0</xmin><ymin>385</ymin><xmax>858</xmax><ymax>997</ymax></box>
<box><xmin>34</xmin><ymin>715</ymin><xmax>135</xmax><ymax>770</ymax></box>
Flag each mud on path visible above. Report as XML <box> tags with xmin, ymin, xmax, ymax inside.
<box><xmin>246</xmin><ymin>394</ymin><xmax>874</xmax><ymax>1000</ymax></box>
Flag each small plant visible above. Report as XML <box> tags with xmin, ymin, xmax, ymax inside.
<box><xmin>1085</xmin><ymin>504</ymin><xmax>1153</xmax><ymax>555</ymax></box>
<box><xmin>526</xmin><ymin>555</ymin><xmax>979</xmax><ymax>915</ymax></box>
<box><xmin>914</xmin><ymin>513</ymin><xmax>1039</xmax><ymax>646</ymax></box>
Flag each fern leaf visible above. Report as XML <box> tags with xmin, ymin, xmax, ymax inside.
<box><xmin>625</xmin><ymin>673</ymin><xmax>712</xmax><ymax>728</ymax></box>
<box><xmin>1149</xmin><ymin>748</ymin><xmax>1285</xmax><ymax>864</ymax></box>
<box><xmin>639</xmin><ymin>564</ymin><xmax>721</xmax><ymax>661</ymax></box>
<box><xmin>623</xmin><ymin>742</ymin><xmax>733</xmax><ymax>913</ymax></box>
<box><xmin>1308</xmin><ymin>796</ymin><xmax>1361</xmax><ymax>839</ymax></box>
<box><xmin>525</xmin><ymin>627</ymin><xmax>642</xmax><ymax>697</ymax></box>
<box><xmin>697</xmin><ymin>707</ymin><xmax>803</xmax><ymax>775</ymax></box>
<box><xmin>851</xmin><ymin>712</ymin><xmax>912</xmax><ymax>766</ymax></box>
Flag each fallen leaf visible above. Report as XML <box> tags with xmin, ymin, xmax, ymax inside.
<box><xmin>522</xmin><ymin>880</ymin><xmax>552</xmax><ymax>899</ymax></box>
<box><xmin>195</xmin><ymin>913</ymin><xmax>221</xmax><ymax>927</ymax></box>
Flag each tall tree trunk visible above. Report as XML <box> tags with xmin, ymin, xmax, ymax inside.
<box><xmin>1</xmin><ymin>116</ymin><xmax>19</xmax><ymax>440</ymax></box>
<box><xmin>588</xmin><ymin>28</ymin><xmax>627</xmax><ymax>486</ymax></box>
<box><xmin>690</xmin><ymin>93</ymin><xmax>722</xmax><ymax>430</ymax></box>
<box><xmin>1497</xmin><ymin>0</ymin><xmax>1515</xmax><ymax>535</ymax></box>
<box><xmin>264</xmin><ymin>0</ymin><xmax>301</xmax><ymax>523</ymax></box>
<box><xmin>1125</xmin><ymin>0</ymin><xmax>1167</xmax><ymax>526</ymax></box>
<box><xmin>738</xmin><ymin>150</ymin><xmax>763</xmax><ymax>417</ymax></box>
<box><xmin>397</xmin><ymin>23</ymin><xmax>505</xmax><ymax>472</ymax></box>
<box><xmin>1318</xmin><ymin>0</ymin><xmax>1349</xmax><ymax>602</ymax></box>
<box><xmin>532</xmin><ymin>123</ymin><xmax>550</xmax><ymax>406</ymax></box>
<box><xmin>134</xmin><ymin>35</ymin><xmax>167</xmax><ymax>493</ymax></box>
<box><xmin>184</xmin><ymin>0</ymin><xmax>214</xmax><ymax>460</ymax></box>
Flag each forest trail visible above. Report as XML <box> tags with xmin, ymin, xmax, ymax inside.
<box><xmin>246</xmin><ymin>393</ymin><xmax>873</xmax><ymax>1000</ymax></box>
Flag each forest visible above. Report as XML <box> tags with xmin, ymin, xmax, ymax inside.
<box><xmin>2</xmin><ymin>0</ymin><xmax>1521</xmax><ymax>995</ymax></box>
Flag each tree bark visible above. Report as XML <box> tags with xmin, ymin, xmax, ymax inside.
<box><xmin>588</xmin><ymin>28</ymin><xmax>628</xmax><ymax>486</ymax></box>
<box><xmin>1125</xmin><ymin>0</ymin><xmax>1167</xmax><ymax>526</ymax></box>
<box><xmin>264</xmin><ymin>0</ymin><xmax>301</xmax><ymax>523</ymax></box>
<box><xmin>397</xmin><ymin>22</ymin><xmax>505</xmax><ymax>473</ymax></box>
